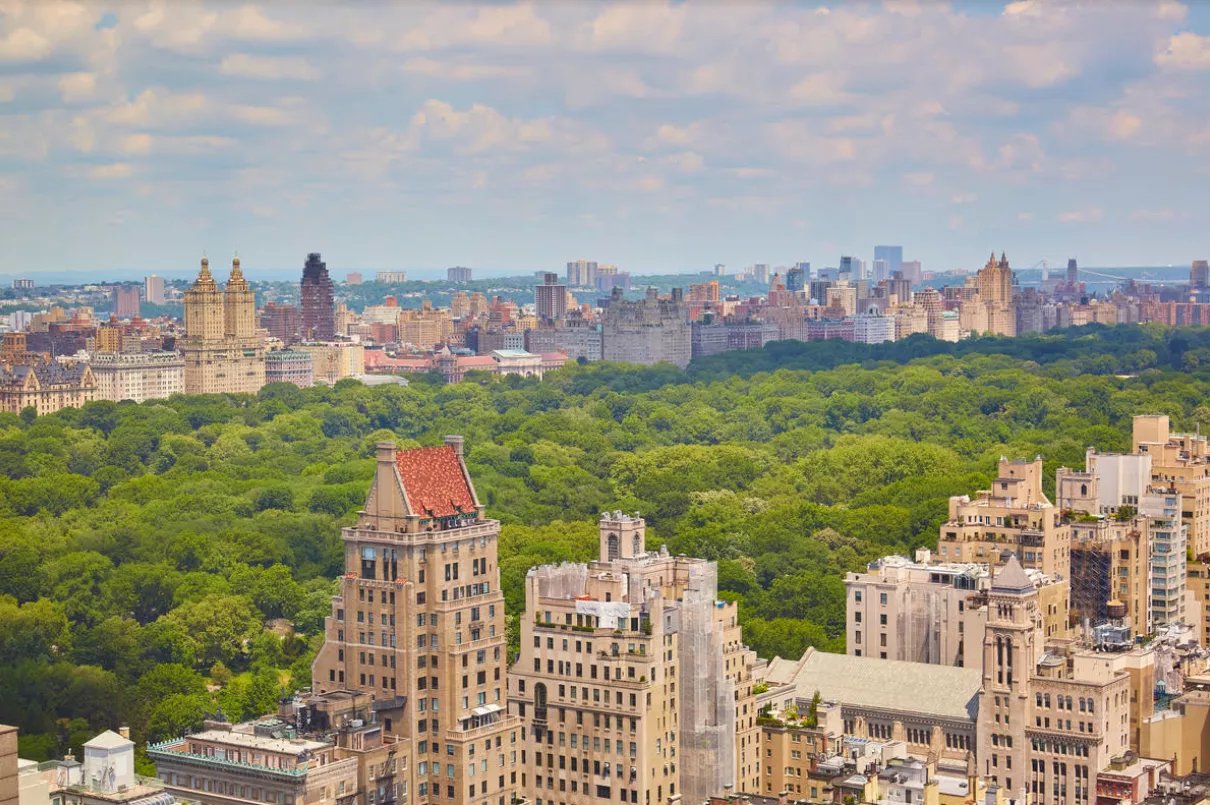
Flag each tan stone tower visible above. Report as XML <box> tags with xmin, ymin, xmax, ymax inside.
<box><xmin>977</xmin><ymin>554</ymin><xmax>1040</xmax><ymax>796</ymax></box>
<box><xmin>181</xmin><ymin>256</ymin><xmax>265</xmax><ymax>394</ymax></box>
<box><xmin>312</xmin><ymin>437</ymin><xmax>521</xmax><ymax>805</ymax></box>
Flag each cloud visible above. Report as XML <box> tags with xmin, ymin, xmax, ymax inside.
<box><xmin>88</xmin><ymin>162</ymin><xmax>134</xmax><ymax>180</ymax></box>
<box><xmin>7</xmin><ymin>0</ymin><xmax>1210</xmax><ymax>273</ymax></box>
<box><xmin>0</xmin><ymin>27</ymin><xmax>51</xmax><ymax>62</ymax></box>
<box><xmin>1108</xmin><ymin>111</ymin><xmax>1143</xmax><ymax>140</ymax></box>
<box><xmin>401</xmin><ymin>58</ymin><xmax>530</xmax><ymax>81</ymax></box>
<box><xmin>1057</xmin><ymin>208</ymin><xmax>1104</xmax><ymax>223</ymax></box>
<box><xmin>220</xmin><ymin>54</ymin><xmax>319</xmax><ymax>81</ymax></box>
<box><xmin>1157</xmin><ymin>33</ymin><xmax>1210</xmax><ymax>70</ymax></box>
<box><xmin>58</xmin><ymin>72</ymin><xmax>97</xmax><ymax>102</ymax></box>
<box><xmin>1132</xmin><ymin>207</ymin><xmax>1180</xmax><ymax>220</ymax></box>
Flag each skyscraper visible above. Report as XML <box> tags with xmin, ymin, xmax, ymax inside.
<box><xmin>113</xmin><ymin>286</ymin><xmax>140</xmax><ymax>319</ymax></box>
<box><xmin>311</xmin><ymin>437</ymin><xmax>521</xmax><ymax>805</ymax></box>
<box><xmin>447</xmin><ymin>266</ymin><xmax>473</xmax><ymax>283</ymax></box>
<box><xmin>181</xmin><ymin>257</ymin><xmax>265</xmax><ymax>394</ymax></box>
<box><xmin>1191</xmin><ymin>260</ymin><xmax>1209</xmax><ymax>289</ymax></box>
<box><xmin>144</xmin><ymin>274</ymin><xmax>165</xmax><ymax>304</ymax></box>
<box><xmin>785</xmin><ymin>265</ymin><xmax>806</xmax><ymax>292</ymax></box>
<box><xmin>301</xmin><ymin>253</ymin><xmax>336</xmax><ymax>341</ymax></box>
<box><xmin>534</xmin><ymin>272</ymin><xmax>567</xmax><ymax>323</ymax></box>
<box><xmin>873</xmin><ymin>245</ymin><xmax>903</xmax><ymax>283</ymax></box>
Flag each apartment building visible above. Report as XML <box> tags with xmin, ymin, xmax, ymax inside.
<box><xmin>600</xmin><ymin>288</ymin><xmax>691</xmax><ymax>369</ymax></box>
<box><xmin>1140</xmin><ymin>488</ymin><xmax>1188</xmax><ymax>628</ymax></box>
<box><xmin>300</xmin><ymin>343</ymin><xmax>365</xmax><ymax>385</ymax></box>
<box><xmin>150</xmin><ymin>692</ymin><xmax>410</xmax><ymax>805</ymax></box>
<box><xmin>845</xmin><ymin>552</ymin><xmax>1068</xmax><ymax>674</ymax></box>
<box><xmin>508</xmin><ymin>511</ymin><xmax>761</xmax><ymax>805</ymax></box>
<box><xmin>90</xmin><ymin>351</ymin><xmax>184</xmax><ymax>402</ymax></box>
<box><xmin>1132</xmin><ymin>415</ymin><xmax>1210</xmax><ymax>559</ymax></box>
<box><xmin>181</xmin><ymin>257</ymin><xmax>265</xmax><ymax>395</ymax></box>
<box><xmin>1068</xmin><ymin>517</ymin><xmax>1152</xmax><ymax>637</ymax></box>
<box><xmin>0</xmin><ymin>361</ymin><xmax>96</xmax><ymax>415</ymax></box>
<box><xmin>311</xmin><ymin>438</ymin><xmax>522</xmax><ymax>805</ymax></box>
<box><xmin>937</xmin><ymin>458</ymin><xmax>1070</xmax><ymax>578</ymax></box>
<box><xmin>150</xmin><ymin>720</ymin><xmax>359</xmax><ymax>805</ymax></box>
<box><xmin>265</xmin><ymin>350</ymin><xmax>314</xmax><ymax>388</ymax></box>
<box><xmin>976</xmin><ymin>556</ymin><xmax>1132</xmax><ymax>805</ymax></box>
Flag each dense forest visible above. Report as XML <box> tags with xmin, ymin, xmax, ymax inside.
<box><xmin>3</xmin><ymin>323</ymin><xmax>1210</xmax><ymax>765</ymax></box>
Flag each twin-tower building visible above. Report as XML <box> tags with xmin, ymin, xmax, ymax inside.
<box><xmin>181</xmin><ymin>257</ymin><xmax>265</xmax><ymax>394</ymax></box>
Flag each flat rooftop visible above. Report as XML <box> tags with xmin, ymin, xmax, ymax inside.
<box><xmin>765</xmin><ymin>648</ymin><xmax>981</xmax><ymax>722</ymax></box>
<box><xmin>186</xmin><ymin>729</ymin><xmax>329</xmax><ymax>755</ymax></box>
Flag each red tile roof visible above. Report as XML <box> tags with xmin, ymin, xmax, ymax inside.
<box><xmin>395</xmin><ymin>445</ymin><xmax>476</xmax><ymax>518</ymax></box>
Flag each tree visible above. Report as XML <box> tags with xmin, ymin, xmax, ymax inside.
<box><xmin>159</xmin><ymin>594</ymin><xmax>262</xmax><ymax>668</ymax></box>
<box><xmin>146</xmin><ymin>694</ymin><xmax>209</xmax><ymax>742</ymax></box>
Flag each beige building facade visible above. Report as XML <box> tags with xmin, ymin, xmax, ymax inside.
<box><xmin>508</xmin><ymin>512</ymin><xmax>760</xmax><ymax>805</ymax></box>
<box><xmin>181</xmin><ymin>257</ymin><xmax>265</xmax><ymax>395</ymax></box>
<box><xmin>311</xmin><ymin>438</ymin><xmax>521</xmax><ymax>805</ymax></box>
<box><xmin>90</xmin><ymin>351</ymin><xmax>184</xmax><ymax>403</ymax></box>
<box><xmin>976</xmin><ymin>556</ymin><xmax>1131</xmax><ymax>805</ymax></box>
<box><xmin>846</xmin><ymin>553</ymin><xmax>1068</xmax><ymax>674</ymax></box>
<box><xmin>938</xmin><ymin>458</ymin><xmax>1070</xmax><ymax>578</ymax></box>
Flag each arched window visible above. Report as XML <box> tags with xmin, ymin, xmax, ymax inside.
<box><xmin>607</xmin><ymin>533</ymin><xmax>619</xmax><ymax>560</ymax></box>
<box><xmin>632</xmin><ymin>535</ymin><xmax>641</xmax><ymax>555</ymax></box>
<box><xmin>1081</xmin><ymin>484</ymin><xmax>1087</xmax><ymax>496</ymax></box>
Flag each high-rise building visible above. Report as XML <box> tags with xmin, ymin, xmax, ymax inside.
<box><xmin>260</xmin><ymin>302</ymin><xmax>302</xmax><ymax>345</ymax></box>
<box><xmin>311</xmin><ymin>437</ymin><xmax>522</xmax><ymax>805</ymax></box>
<box><xmin>181</xmin><ymin>257</ymin><xmax>265</xmax><ymax>395</ymax></box>
<box><xmin>566</xmin><ymin>259</ymin><xmax>598</xmax><ymax>287</ymax></box>
<box><xmin>874</xmin><ymin>246</ymin><xmax>903</xmax><ymax>283</ymax></box>
<box><xmin>962</xmin><ymin>252</ymin><xmax>1016</xmax><ymax>336</ymax></box>
<box><xmin>845</xmin><ymin>553</ymin><xmax>1068</xmax><ymax>674</ymax></box>
<box><xmin>346</xmin><ymin>272</ymin><xmax>363</xmax><ymax>285</ymax></box>
<box><xmin>534</xmin><ymin>273</ymin><xmax>566</xmax><ymax>323</ymax></box>
<box><xmin>144</xmin><ymin>275</ymin><xmax>165</xmax><ymax>305</ymax></box>
<box><xmin>785</xmin><ymin>265</ymin><xmax>806</xmax><ymax>292</ymax></box>
<box><xmin>376</xmin><ymin>271</ymin><xmax>408</xmax><ymax>284</ymax></box>
<box><xmin>509</xmin><ymin>512</ymin><xmax>761</xmax><ymax>804</ymax></box>
<box><xmin>448</xmin><ymin>266</ymin><xmax>473</xmax><ymax>283</ymax></box>
<box><xmin>301</xmin><ymin>253</ymin><xmax>336</xmax><ymax>341</ymax></box>
<box><xmin>937</xmin><ymin>457</ymin><xmax>1070</xmax><ymax>577</ymax></box>
<box><xmin>601</xmin><ymin>287</ymin><xmax>692</xmax><ymax>368</ymax></box>
<box><xmin>113</xmin><ymin>286</ymin><xmax>140</xmax><ymax>319</ymax></box>
<box><xmin>11</xmin><ymin>278</ymin><xmax>33</xmax><ymax>291</ymax></box>
<box><xmin>1130</xmin><ymin>415</ymin><xmax>1210</xmax><ymax>558</ymax></box>
<box><xmin>753</xmin><ymin>264</ymin><xmax>770</xmax><ymax>284</ymax></box>
<box><xmin>1192</xmin><ymin>260</ymin><xmax>1210</xmax><ymax>290</ymax></box>
<box><xmin>1067</xmin><ymin>258</ymin><xmax>1080</xmax><ymax>287</ymax></box>
<box><xmin>976</xmin><ymin>555</ymin><xmax>1132</xmax><ymax>805</ymax></box>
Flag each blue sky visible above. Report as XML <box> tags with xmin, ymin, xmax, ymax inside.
<box><xmin>1</xmin><ymin>0</ymin><xmax>1208</xmax><ymax>280</ymax></box>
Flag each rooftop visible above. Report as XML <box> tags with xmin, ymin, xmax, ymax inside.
<box><xmin>184</xmin><ymin>728</ymin><xmax>329</xmax><ymax>755</ymax></box>
<box><xmin>764</xmin><ymin>648</ymin><xmax>981</xmax><ymax>722</ymax></box>
<box><xmin>396</xmin><ymin>445</ymin><xmax>476</xmax><ymax>518</ymax></box>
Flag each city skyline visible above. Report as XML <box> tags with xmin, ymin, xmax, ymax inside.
<box><xmin>2</xmin><ymin>2</ymin><xmax>1210</xmax><ymax>275</ymax></box>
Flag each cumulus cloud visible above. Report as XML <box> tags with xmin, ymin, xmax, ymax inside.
<box><xmin>1157</xmin><ymin>32</ymin><xmax>1210</xmax><ymax>70</ymax></box>
<box><xmin>5</xmin><ymin>0</ymin><xmax>1210</xmax><ymax>272</ymax></box>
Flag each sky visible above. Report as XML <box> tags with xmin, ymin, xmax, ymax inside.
<box><xmin>1</xmin><ymin>1</ymin><xmax>1209</xmax><ymax>281</ymax></box>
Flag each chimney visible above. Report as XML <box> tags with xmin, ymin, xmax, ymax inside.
<box><xmin>118</xmin><ymin>726</ymin><xmax>130</xmax><ymax>740</ymax></box>
<box><xmin>376</xmin><ymin>442</ymin><xmax>396</xmax><ymax>463</ymax></box>
<box><xmin>444</xmin><ymin>435</ymin><xmax>465</xmax><ymax>458</ymax></box>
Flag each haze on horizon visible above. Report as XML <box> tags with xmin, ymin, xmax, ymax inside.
<box><xmin>2</xmin><ymin>0</ymin><xmax>1208</xmax><ymax>277</ymax></box>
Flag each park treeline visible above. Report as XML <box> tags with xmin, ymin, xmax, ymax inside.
<box><xmin>3</xmin><ymin>322</ymin><xmax>1210</xmax><ymax>764</ymax></box>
